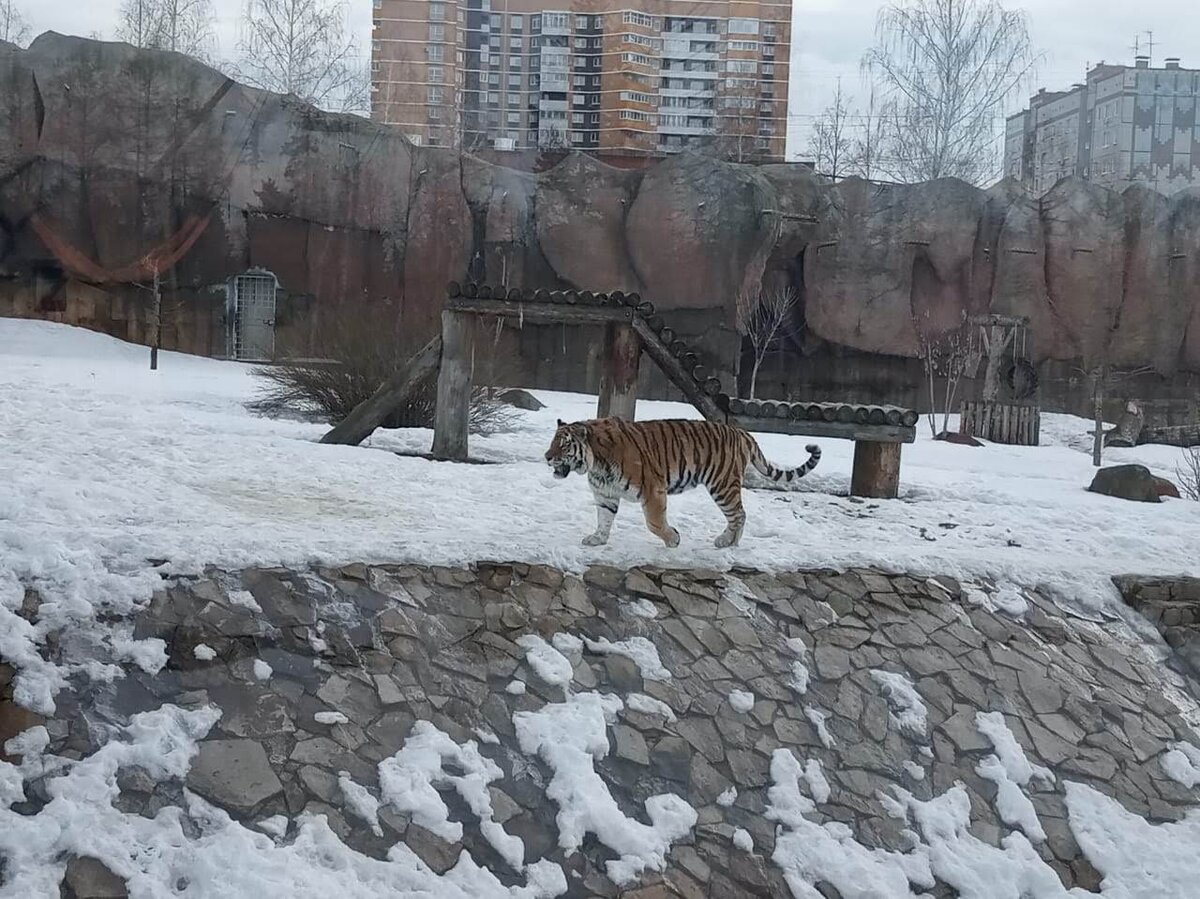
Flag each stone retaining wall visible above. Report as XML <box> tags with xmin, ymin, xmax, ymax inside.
<box><xmin>10</xmin><ymin>564</ymin><xmax>1200</xmax><ymax>898</ymax></box>
<box><xmin>1115</xmin><ymin>575</ymin><xmax>1200</xmax><ymax>679</ymax></box>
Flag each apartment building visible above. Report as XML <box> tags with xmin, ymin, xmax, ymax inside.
<box><xmin>1004</xmin><ymin>56</ymin><xmax>1200</xmax><ymax>195</ymax></box>
<box><xmin>370</xmin><ymin>0</ymin><xmax>791</xmax><ymax>162</ymax></box>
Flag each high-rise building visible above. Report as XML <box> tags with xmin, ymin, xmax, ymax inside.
<box><xmin>370</xmin><ymin>0</ymin><xmax>791</xmax><ymax>162</ymax></box>
<box><xmin>1004</xmin><ymin>56</ymin><xmax>1200</xmax><ymax>195</ymax></box>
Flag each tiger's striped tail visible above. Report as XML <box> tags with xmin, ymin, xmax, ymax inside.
<box><xmin>749</xmin><ymin>441</ymin><xmax>821</xmax><ymax>484</ymax></box>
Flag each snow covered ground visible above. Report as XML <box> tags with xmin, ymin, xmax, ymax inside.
<box><xmin>3</xmin><ymin>318</ymin><xmax>1196</xmax><ymax>622</ymax></box>
<box><xmin>4</xmin><ymin>319</ymin><xmax>1200</xmax><ymax>897</ymax></box>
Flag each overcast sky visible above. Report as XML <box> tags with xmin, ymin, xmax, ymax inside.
<box><xmin>17</xmin><ymin>0</ymin><xmax>1200</xmax><ymax>159</ymax></box>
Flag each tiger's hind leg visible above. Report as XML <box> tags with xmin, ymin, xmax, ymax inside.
<box><xmin>640</xmin><ymin>488</ymin><xmax>680</xmax><ymax>548</ymax></box>
<box><xmin>583</xmin><ymin>493</ymin><xmax>619</xmax><ymax>546</ymax></box>
<box><xmin>709</xmin><ymin>483</ymin><xmax>746</xmax><ymax>548</ymax></box>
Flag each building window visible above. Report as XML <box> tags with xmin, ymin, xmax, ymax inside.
<box><xmin>623</xmin><ymin>11</ymin><xmax>653</xmax><ymax>28</ymax></box>
<box><xmin>488</xmin><ymin>91</ymin><xmax>500</xmax><ymax>104</ymax></box>
<box><xmin>572</xmin><ymin>112</ymin><xmax>584</xmax><ymax>124</ymax></box>
<box><xmin>427</xmin><ymin>45</ymin><xmax>444</xmax><ymax>62</ymax></box>
<box><xmin>509</xmin><ymin>74</ymin><xmax>522</xmax><ymax>88</ymax></box>
<box><xmin>427</xmin><ymin>66</ymin><xmax>443</xmax><ymax>83</ymax></box>
<box><xmin>728</xmin><ymin>18</ymin><xmax>759</xmax><ymax>34</ymax></box>
<box><xmin>620</xmin><ymin>90</ymin><xmax>652</xmax><ymax>104</ymax></box>
<box><xmin>371</xmin><ymin>59</ymin><xmax>381</xmax><ymax>73</ymax></box>
<box><xmin>510</xmin><ymin>14</ymin><xmax>523</xmax><ymax>30</ymax></box>
<box><xmin>729</xmin><ymin>40</ymin><xmax>758</xmax><ymax>51</ymax></box>
<box><xmin>429</xmin><ymin>2</ymin><xmax>445</xmax><ymax>22</ymax></box>
<box><xmin>575</xmin><ymin>15</ymin><xmax>589</xmax><ymax>29</ymax></box>
<box><xmin>762</xmin><ymin>64</ymin><xmax>774</xmax><ymax>76</ymax></box>
<box><xmin>622</xmin><ymin>53</ymin><xmax>651</xmax><ymax>67</ymax></box>
<box><xmin>428</xmin><ymin>85</ymin><xmax>444</xmax><ymax>104</ymax></box>
<box><xmin>726</xmin><ymin>59</ymin><xmax>756</xmax><ymax>74</ymax></box>
<box><xmin>543</xmin><ymin>12</ymin><xmax>569</xmax><ymax>30</ymax></box>
<box><xmin>510</xmin><ymin>37</ymin><xmax>522</xmax><ymax>49</ymax></box>
<box><xmin>620</xmin><ymin>109</ymin><xmax>649</xmax><ymax>122</ymax></box>
<box><xmin>508</xmin><ymin>112</ymin><xmax>520</xmax><ymax>124</ymax></box>
<box><xmin>429</xmin><ymin>23</ymin><xmax>445</xmax><ymax>41</ymax></box>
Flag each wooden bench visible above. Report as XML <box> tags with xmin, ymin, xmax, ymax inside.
<box><xmin>725</xmin><ymin>398</ymin><xmax>918</xmax><ymax>499</ymax></box>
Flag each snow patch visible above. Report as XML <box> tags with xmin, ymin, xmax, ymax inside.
<box><xmin>517</xmin><ymin>635</ymin><xmax>574</xmax><ymax>689</ymax></box>
<box><xmin>625</xmin><ymin>693</ymin><xmax>677</xmax><ymax>723</ymax></box>
<box><xmin>733</xmin><ymin>828</ymin><xmax>754</xmax><ymax>852</ymax></box>
<box><xmin>315</xmin><ymin>711</ymin><xmax>349</xmax><ymax>726</ymax></box>
<box><xmin>227</xmin><ymin>589</ymin><xmax>263</xmax><ymax>612</ymax></box>
<box><xmin>716</xmin><ymin>786</ymin><xmax>738</xmax><ymax>807</ymax></box>
<box><xmin>253</xmin><ymin>659</ymin><xmax>273</xmax><ymax>680</ymax></box>
<box><xmin>869</xmin><ymin>670</ymin><xmax>928</xmax><ymax>737</ymax></box>
<box><xmin>903</xmin><ymin>760</ymin><xmax>926</xmax><ymax>781</ymax></box>
<box><xmin>378</xmin><ymin>721</ymin><xmax>526</xmax><ymax>872</ymax></box>
<box><xmin>582</xmin><ymin>636</ymin><xmax>671</xmax><ymax>681</ymax></box>
<box><xmin>728</xmin><ymin>690</ymin><xmax>755</xmax><ymax>713</ymax></box>
<box><xmin>974</xmin><ymin>712</ymin><xmax>1054</xmax><ymax>840</ymax></box>
<box><xmin>338</xmin><ymin>772</ymin><xmax>383</xmax><ymax>837</ymax></box>
<box><xmin>192</xmin><ymin>644</ymin><xmax>216</xmax><ymax>661</ymax></box>
<box><xmin>506</xmin><ymin>680</ymin><xmax>527</xmax><ymax>696</ymax></box>
<box><xmin>788</xmin><ymin>661</ymin><xmax>810</xmax><ymax>695</ymax></box>
<box><xmin>804</xmin><ymin>707</ymin><xmax>835</xmax><ymax>749</ymax></box>
<box><xmin>802</xmin><ymin>759</ymin><xmax>831</xmax><ymax>805</ymax></box>
<box><xmin>513</xmin><ymin>692</ymin><xmax>696</xmax><ymax>885</ymax></box>
<box><xmin>1160</xmin><ymin>742</ymin><xmax>1200</xmax><ymax>789</ymax></box>
<box><xmin>626</xmin><ymin>598</ymin><xmax>658</xmax><ymax>619</ymax></box>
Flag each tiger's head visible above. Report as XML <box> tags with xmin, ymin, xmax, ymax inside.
<box><xmin>545</xmin><ymin>419</ymin><xmax>592</xmax><ymax>479</ymax></box>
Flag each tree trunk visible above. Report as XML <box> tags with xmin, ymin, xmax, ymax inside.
<box><xmin>1091</xmin><ymin>371</ymin><xmax>1105</xmax><ymax>467</ymax></box>
<box><xmin>748</xmin><ymin>357</ymin><xmax>762</xmax><ymax>400</ymax></box>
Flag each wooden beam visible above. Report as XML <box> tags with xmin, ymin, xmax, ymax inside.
<box><xmin>320</xmin><ymin>335</ymin><xmax>443</xmax><ymax>446</ymax></box>
<box><xmin>630</xmin><ymin>316</ymin><xmax>725</xmax><ymax>421</ymax></box>
<box><xmin>851</xmin><ymin>442</ymin><xmax>902</xmax><ymax>499</ymax></box>
<box><xmin>729</xmin><ymin>415</ymin><xmax>915</xmax><ymax>444</ymax></box>
<box><xmin>447</xmin><ymin>297</ymin><xmax>634</xmax><ymax>325</ymax></box>
<box><xmin>597</xmin><ymin>322</ymin><xmax>641</xmax><ymax>420</ymax></box>
<box><xmin>431</xmin><ymin>310</ymin><xmax>475</xmax><ymax>461</ymax></box>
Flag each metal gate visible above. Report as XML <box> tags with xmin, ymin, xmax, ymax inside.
<box><xmin>231</xmin><ymin>272</ymin><xmax>277</xmax><ymax>361</ymax></box>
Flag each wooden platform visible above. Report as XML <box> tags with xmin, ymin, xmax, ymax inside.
<box><xmin>326</xmin><ymin>282</ymin><xmax>922</xmax><ymax>500</ymax></box>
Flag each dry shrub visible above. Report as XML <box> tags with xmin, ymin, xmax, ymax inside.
<box><xmin>247</xmin><ymin>308</ymin><xmax>520</xmax><ymax>435</ymax></box>
<box><xmin>1178</xmin><ymin>447</ymin><xmax>1200</xmax><ymax>501</ymax></box>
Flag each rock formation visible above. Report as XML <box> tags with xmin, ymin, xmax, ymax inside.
<box><xmin>2</xmin><ymin>33</ymin><xmax>1200</xmax><ymax>412</ymax></box>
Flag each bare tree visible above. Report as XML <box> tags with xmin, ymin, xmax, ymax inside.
<box><xmin>235</xmin><ymin>0</ymin><xmax>367</xmax><ymax>113</ymax></box>
<box><xmin>848</xmin><ymin>85</ymin><xmax>887</xmax><ymax>180</ymax></box>
<box><xmin>0</xmin><ymin>0</ymin><xmax>31</xmax><ymax>46</ymax></box>
<box><xmin>914</xmin><ymin>312</ymin><xmax>970</xmax><ymax>438</ymax></box>
<box><xmin>713</xmin><ymin>76</ymin><xmax>764</xmax><ymax>163</ymax></box>
<box><xmin>808</xmin><ymin>78</ymin><xmax>853</xmax><ymax>180</ymax></box>
<box><xmin>117</xmin><ymin>0</ymin><xmax>215</xmax><ymax>59</ymax></box>
<box><xmin>737</xmin><ymin>285</ymin><xmax>797</xmax><ymax>400</ymax></box>
<box><xmin>862</xmin><ymin>0</ymin><xmax>1039</xmax><ymax>185</ymax></box>
<box><xmin>1178</xmin><ymin>447</ymin><xmax>1200</xmax><ymax>501</ymax></box>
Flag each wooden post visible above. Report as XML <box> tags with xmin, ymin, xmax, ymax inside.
<box><xmin>431</xmin><ymin>311</ymin><xmax>475</xmax><ymax>461</ymax></box>
<box><xmin>850</xmin><ymin>441</ymin><xmax>902</xmax><ymax>499</ymax></box>
<box><xmin>321</xmin><ymin>335</ymin><xmax>443</xmax><ymax>446</ymax></box>
<box><xmin>597</xmin><ymin>321</ymin><xmax>640</xmax><ymax>420</ymax></box>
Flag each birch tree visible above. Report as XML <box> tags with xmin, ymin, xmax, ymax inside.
<box><xmin>116</xmin><ymin>0</ymin><xmax>215</xmax><ymax>59</ymax></box>
<box><xmin>0</xmin><ymin>0</ymin><xmax>31</xmax><ymax>46</ymax></box>
<box><xmin>808</xmin><ymin>79</ymin><xmax>853</xmax><ymax>180</ymax></box>
<box><xmin>862</xmin><ymin>0</ymin><xmax>1038</xmax><ymax>185</ymax></box>
<box><xmin>236</xmin><ymin>0</ymin><xmax>367</xmax><ymax>113</ymax></box>
<box><xmin>737</xmin><ymin>285</ymin><xmax>797</xmax><ymax>400</ymax></box>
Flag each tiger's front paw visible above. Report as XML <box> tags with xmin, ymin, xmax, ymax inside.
<box><xmin>713</xmin><ymin>530</ymin><xmax>739</xmax><ymax>548</ymax></box>
<box><xmin>582</xmin><ymin>533</ymin><xmax>609</xmax><ymax>547</ymax></box>
<box><xmin>662</xmin><ymin>528</ymin><xmax>681</xmax><ymax>548</ymax></box>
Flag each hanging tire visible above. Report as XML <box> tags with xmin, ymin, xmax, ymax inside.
<box><xmin>1005</xmin><ymin>359</ymin><xmax>1039</xmax><ymax>400</ymax></box>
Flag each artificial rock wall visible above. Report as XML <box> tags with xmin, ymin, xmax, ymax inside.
<box><xmin>8</xmin><ymin>562</ymin><xmax>1200</xmax><ymax>897</ymax></box>
<box><xmin>2</xmin><ymin>34</ymin><xmax>1200</xmax><ymax>415</ymax></box>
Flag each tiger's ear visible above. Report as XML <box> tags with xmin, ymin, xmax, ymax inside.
<box><xmin>557</xmin><ymin>418</ymin><xmax>565</xmax><ymax>427</ymax></box>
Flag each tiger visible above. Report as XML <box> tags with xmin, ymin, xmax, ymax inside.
<box><xmin>544</xmin><ymin>417</ymin><xmax>821</xmax><ymax>548</ymax></box>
